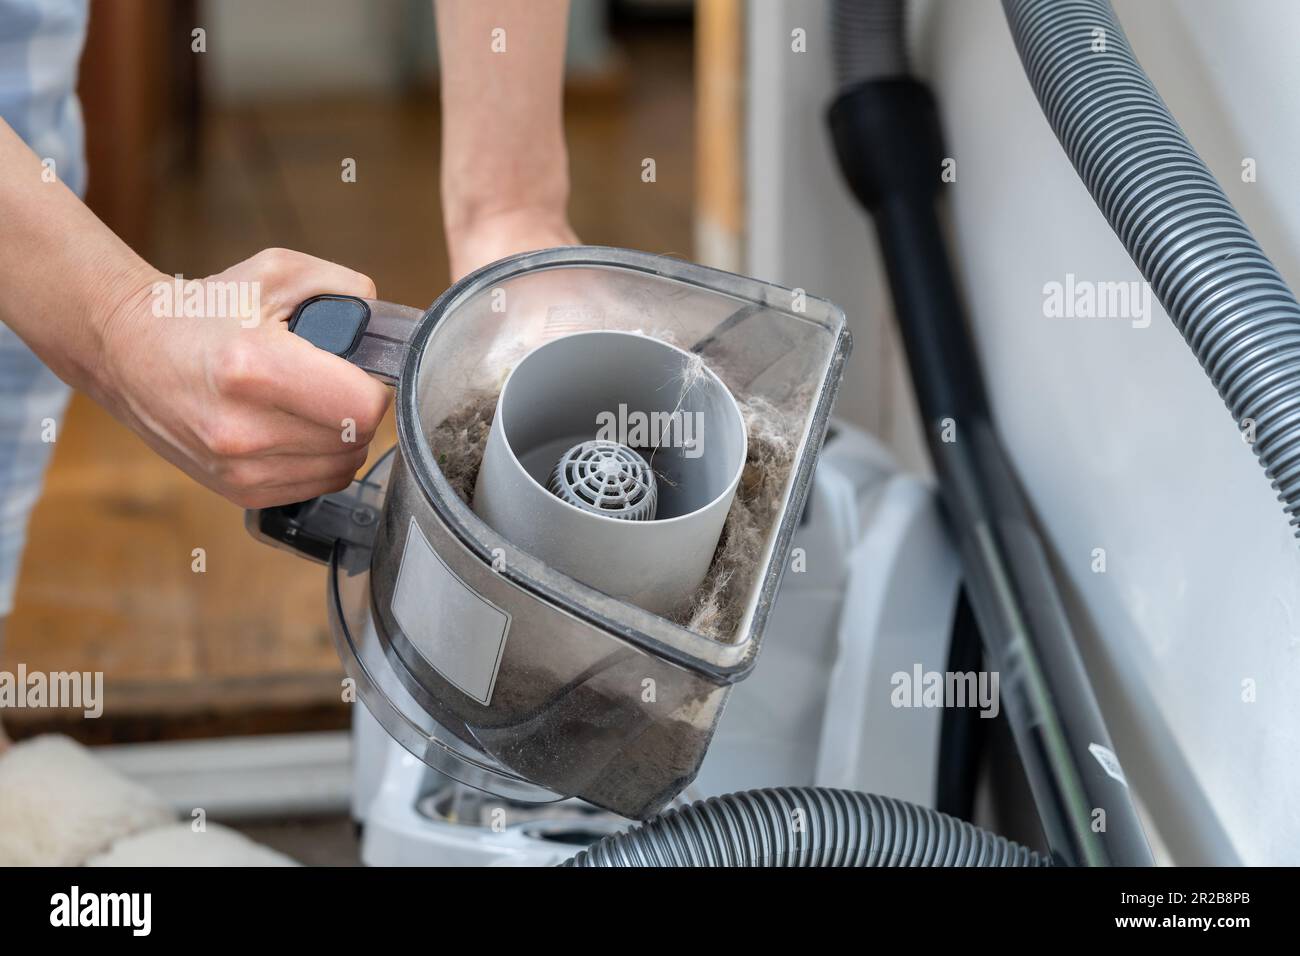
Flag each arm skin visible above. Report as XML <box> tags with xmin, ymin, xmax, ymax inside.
<box><xmin>435</xmin><ymin>0</ymin><xmax>579</xmax><ymax>280</ymax></box>
<box><xmin>0</xmin><ymin>119</ymin><xmax>390</xmax><ymax>509</ymax></box>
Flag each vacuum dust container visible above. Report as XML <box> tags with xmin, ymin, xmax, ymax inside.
<box><xmin>248</xmin><ymin>247</ymin><xmax>850</xmax><ymax>818</ymax></box>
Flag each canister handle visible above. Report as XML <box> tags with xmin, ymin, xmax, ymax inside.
<box><xmin>244</xmin><ymin>296</ymin><xmax>421</xmax><ymax>560</ymax></box>
<box><xmin>288</xmin><ymin>295</ymin><xmax>424</xmax><ymax>385</ymax></box>
<box><xmin>244</xmin><ymin>469</ymin><xmax>386</xmax><ymax>564</ymax></box>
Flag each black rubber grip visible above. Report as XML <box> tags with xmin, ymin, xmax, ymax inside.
<box><xmin>288</xmin><ymin>295</ymin><xmax>371</xmax><ymax>358</ymax></box>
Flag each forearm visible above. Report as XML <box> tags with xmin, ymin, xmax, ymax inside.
<box><xmin>435</xmin><ymin>0</ymin><xmax>571</xmax><ymax>235</ymax></box>
<box><xmin>0</xmin><ymin>119</ymin><xmax>158</xmax><ymax>399</ymax></box>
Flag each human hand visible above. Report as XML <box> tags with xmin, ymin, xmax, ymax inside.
<box><xmin>446</xmin><ymin>205</ymin><xmax>579</xmax><ymax>283</ymax></box>
<box><xmin>89</xmin><ymin>249</ymin><xmax>391</xmax><ymax>509</ymax></box>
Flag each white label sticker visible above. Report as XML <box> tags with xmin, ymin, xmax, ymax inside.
<box><xmin>390</xmin><ymin>517</ymin><xmax>510</xmax><ymax>705</ymax></box>
<box><xmin>1088</xmin><ymin>742</ymin><xmax>1129</xmax><ymax>788</ymax></box>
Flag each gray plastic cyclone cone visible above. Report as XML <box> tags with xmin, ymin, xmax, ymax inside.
<box><xmin>473</xmin><ymin>330</ymin><xmax>746</xmax><ymax>616</ymax></box>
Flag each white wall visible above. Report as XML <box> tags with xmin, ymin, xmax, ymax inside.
<box><xmin>747</xmin><ymin>0</ymin><xmax>1300</xmax><ymax>863</ymax></box>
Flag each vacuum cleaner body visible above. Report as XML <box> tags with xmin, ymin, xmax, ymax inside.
<box><xmin>250</xmin><ymin>247</ymin><xmax>850</xmax><ymax>818</ymax></box>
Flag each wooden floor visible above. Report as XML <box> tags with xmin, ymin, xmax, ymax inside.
<box><xmin>3</xmin><ymin>28</ymin><xmax>694</xmax><ymax>743</ymax></box>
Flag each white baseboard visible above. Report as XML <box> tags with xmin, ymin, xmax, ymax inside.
<box><xmin>96</xmin><ymin>731</ymin><xmax>352</xmax><ymax>821</ymax></box>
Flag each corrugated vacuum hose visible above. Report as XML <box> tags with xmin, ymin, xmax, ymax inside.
<box><xmin>1004</xmin><ymin>0</ymin><xmax>1300</xmax><ymax>535</ymax></box>
<box><xmin>562</xmin><ymin>788</ymin><xmax>1047</xmax><ymax>866</ymax></box>
<box><xmin>831</xmin><ymin>0</ymin><xmax>908</xmax><ymax>86</ymax></box>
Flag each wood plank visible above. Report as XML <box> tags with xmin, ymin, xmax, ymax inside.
<box><xmin>694</xmin><ymin>0</ymin><xmax>744</xmax><ymax>271</ymax></box>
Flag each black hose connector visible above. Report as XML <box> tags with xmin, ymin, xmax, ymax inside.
<box><xmin>828</xmin><ymin>76</ymin><xmax>992</xmax><ymax>422</ymax></box>
<box><xmin>828</xmin><ymin>78</ymin><xmax>946</xmax><ymax>212</ymax></box>
<box><xmin>562</xmin><ymin>787</ymin><xmax>1047</xmax><ymax>867</ymax></box>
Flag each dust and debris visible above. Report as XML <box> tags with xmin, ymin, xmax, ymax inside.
<box><xmin>650</xmin><ymin>346</ymin><xmax>708</xmax><ymax>474</ymax></box>
<box><xmin>676</xmin><ymin>394</ymin><xmax>796</xmax><ymax>640</ymax></box>
<box><xmin>427</xmin><ymin>395</ymin><xmax>494</xmax><ymax>503</ymax></box>
<box><xmin>425</xmin><ymin>360</ymin><xmax>800</xmax><ymax>645</ymax></box>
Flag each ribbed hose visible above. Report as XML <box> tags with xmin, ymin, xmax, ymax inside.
<box><xmin>1004</xmin><ymin>0</ymin><xmax>1300</xmax><ymax>534</ymax></box>
<box><xmin>562</xmin><ymin>787</ymin><xmax>1047</xmax><ymax>866</ymax></box>
<box><xmin>832</xmin><ymin>0</ymin><xmax>908</xmax><ymax>87</ymax></box>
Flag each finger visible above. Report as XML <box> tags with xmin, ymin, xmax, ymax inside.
<box><xmin>234</xmin><ymin>472</ymin><xmax>373</xmax><ymax>511</ymax></box>
<box><xmin>264</xmin><ymin>332</ymin><xmax>393</xmax><ymax>434</ymax></box>
<box><xmin>212</xmin><ymin>329</ymin><xmax>392</xmax><ymax>437</ymax></box>
<box><xmin>231</xmin><ymin>248</ymin><xmax>378</xmax><ymax>324</ymax></box>
<box><xmin>223</xmin><ymin>446</ymin><xmax>370</xmax><ymax>493</ymax></box>
<box><xmin>233</xmin><ymin>406</ymin><xmax>380</xmax><ymax>458</ymax></box>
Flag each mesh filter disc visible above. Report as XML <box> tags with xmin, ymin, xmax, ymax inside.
<box><xmin>547</xmin><ymin>440</ymin><xmax>658</xmax><ymax>521</ymax></box>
